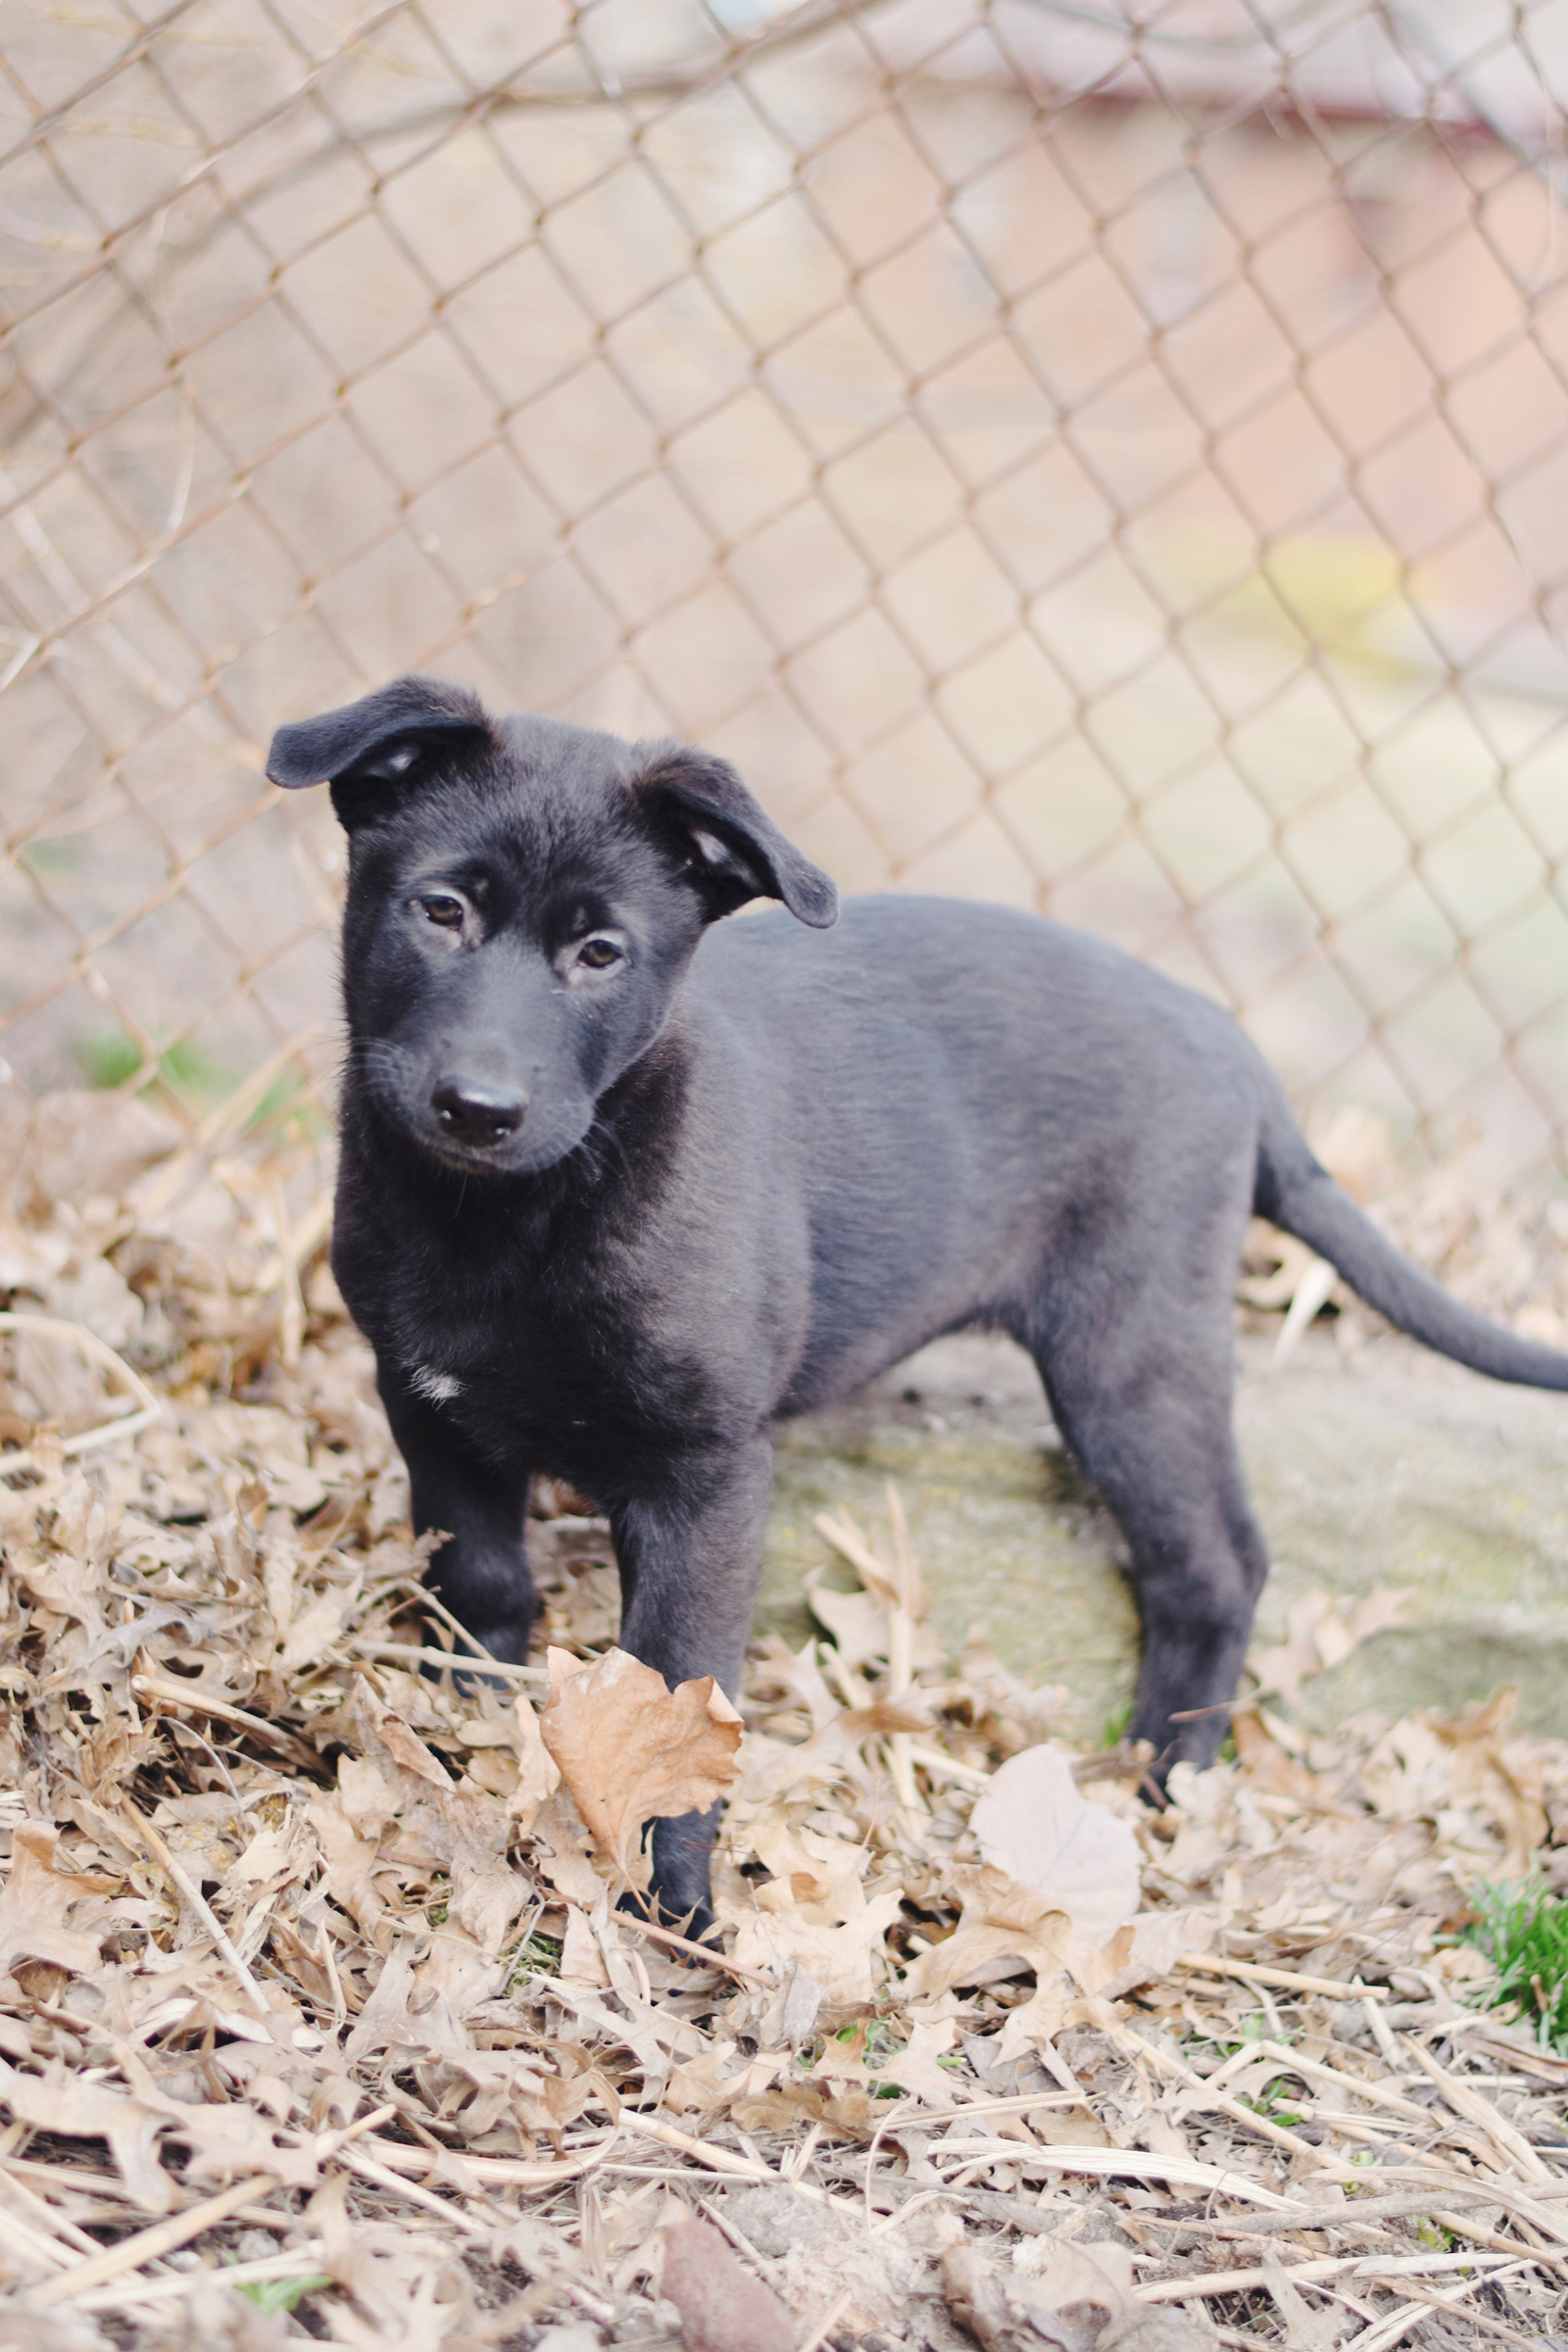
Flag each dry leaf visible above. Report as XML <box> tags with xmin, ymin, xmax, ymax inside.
<box><xmin>560</xmin><ymin>1905</ymin><xmax>610</xmax><ymax>1985</ymax></box>
<box><xmin>1094</xmin><ymin>1905</ymin><xmax>1212</xmax><ymax>2002</ymax></box>
<box><xmin>970</xmin><ymin>1744</ymin><xmax>1141</xmax><ymax>1945</ymax></box>
<box><xmin>957</xmin><ymin>1629</ymin><xmax>1066</xmax><ymax>1751</ymax></box>
<box><xmin>1260</xmin><ymin>2246</ymin><xmax>1340</xmax><ymax>2352</ymax></box>
<box><xmin>751</xmin><ymin>1959</ymin><xmax>826</xmax><ymax>2052</ymax></box>
<box><xmin>538</xmin><ymin>1646</ymin><xmax>742</xmax><ymax>1885</ymax></box>
<box><xmin>947</xmin><ymin>2239</ymin><xmax>1210</xmax><ymax>2352</ymax></box>
<box><xmin>901</xmin><ymin>1864</ymin><xmax>1079</xmax><ymax>2001</ymax></box>
<box><xmin>943</xmin><ymin>2239</ymin><xmax>1127</xmax><ymax>2352</ymax></box>
<box><xmin>161</xmin><ymin>2096</ymin><xmax>318</xmax><ymax>2189</ymax></box>
<box><xmin>663</xmin><ymin>2043</ymin><xmax>753</xmax><ymax>2117</ymax></box>
<box><xmin>0</xmin><ymin>1823</ymin><xmax>122</xmax><ymax>1979</ymax></box>
<box><xmin>1249</xmin><ymin>1586</ymin><xmax>1412</xmax><ymax>1705</ymax></box>
<box><xmin>528</xmin><ymin>1787</ymin><xmax>608</xmax><ymax>1907</ymax></box>
<box><xmin>354</xmin><ymin>1688</ymin><xmax>453</xmax><ymax>1789</ymax></box>
<box><xmin>1</xmin><ymin>1071</ymin><xmax>1565</xmax><ymax>2350</ymax></box>
<box><xmin>306</xmin><ymin>1786</ymin><xmax>387</xmax><ymax>1939</ymax></box>
<box><xmin>719</xmin><ymin>1814</ymin><xmax>905</xmax><ymax>2008</ymax></box>
<box><xmin>345</xmin><ymin>1682</ymin><xmax>531</xmax><ymax>1946</ymax></box>
<box><xmin>344</xmin><ymin>1945</ymin><xmax>430</xmax><ymax>2062</ymax></box>
<box><xmin>722</xmin><ymin>1878</ymin><xmax>904</xmax><ymax>2012</ymax></box>
<box><xmin>876</xmin><ymin>2012</ymin><xmax>961</xmax><ymax>2102</ymax></box>
<box><xmin>0</xmin><ymin>2058</ymin><xmax>172</xmax><ymax>2211</ymax></box>
<box><xmin>512</xmin><ymin>1687</ymin><xmax>562</xmax><ymax>1833</ymax></box>
<box><xmin>994</xmin><ymin>1906</ymin><xmax>1212</xmax><ymax>2062</ymax></box>
<box><xmin>804</xmin><ymin>1570</ymin><xmax>892</xmax><ymax>1671</ymax></box>
<box><xmin>1361</xmin><ymin>1689</ymin><xmax>1547</xmax><ymax>1877</ymax></box>
<box><xmin>804</xmin><ymin>1567</ymin><xmax>943</xmax><ymax>1675</ymax></box>
<box><xmin>1231</xmin><ymin>1709</ymin><xmax>1323</xmax><ymax>1801</ymax></box>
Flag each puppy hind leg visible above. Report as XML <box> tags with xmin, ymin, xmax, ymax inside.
<box><xmin>1027</xmin><ymin>1334</ymin><xmax>1269</xmax><ymax>1780</ymax></box>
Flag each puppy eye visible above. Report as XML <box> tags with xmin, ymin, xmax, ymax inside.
<box><xmin>575</xmin><ymin>937</ymin><xmax>624</xmax><ymax>971</ymax></box>
<box><xmin>417</xmin><ymin>893</ymin><xmax>466</xmax><ymax>929</ymax></box>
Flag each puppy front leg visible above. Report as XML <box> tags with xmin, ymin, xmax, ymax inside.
<box><xmin>378</xmin><ymin>1367</ymin><xmax>535</xmax><ymax>1664</ymax></box>
<box><xmin>609</xmin><ymin>1435</ymin><xmax>774</xmax><ymax>1938</ymax></box>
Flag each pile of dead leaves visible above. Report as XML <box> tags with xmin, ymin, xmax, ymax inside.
<box><xmin>0</xmin><ymin>1083</ymin><xmax>1565</xmax><ymax>2352</ymax></box>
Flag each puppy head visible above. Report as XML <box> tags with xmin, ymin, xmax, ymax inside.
<box><xmin>267</xmin><ymin>676</ymin><xmax>837</xmax><ymax>1177</ymax></box>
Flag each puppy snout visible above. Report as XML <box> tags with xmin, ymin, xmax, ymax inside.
<box><xmin>432</xmin><ymin>1076</ymin><xmax>527</xmax><ymax>1146</ymax></box>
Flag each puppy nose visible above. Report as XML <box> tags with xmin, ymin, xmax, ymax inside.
<box><xmin>431</xmin><ymin>1077</ymin><xmax>526</xmax><ymax>1146</ymax></box>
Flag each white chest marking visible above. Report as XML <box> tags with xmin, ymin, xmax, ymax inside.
<box><xmin>411</xmin><ymin>1364</ymin><xmax>464</xmax><ymax>1404</ymax></box>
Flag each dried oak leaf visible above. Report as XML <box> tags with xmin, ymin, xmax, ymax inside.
<box><xmin>899</xmin><ymin>1864</ymin><xmax>1078</xmax><ymax>2002</ymax></box>
<box><xmin>720</xmin><ymin>1867</ymin><xmax>904</xmax><ymax>2013</ymax></box>
<box><xmin>306</xmin><ymin>1786</ymin><xmax>386</xmax><ymax>1939</ymax></box>
<box><xmin>528</xmin><ymin>1787</ymin><xmax>607</xmax><ymax>1907</ymax></box>
<box><xmin>944</xmin><ymin>2240</ymin><xmax>1206</xmax><ymax>2352</ymax></box>
<box><xmin>970</xmin><ymin>1743</ymin><xmax>1141</xmax><ymax>1946</ymax></box>
<box><xmin>876</xmin><ymin>2013</ymin><xmax>961</xmax><ymax>2103</ymax></box>
<box><xmin>1248</xmin><ymin>1585</ymin><xmax>1411</xmax><ymax>1707</ymax></box>
<box><xmin>661</xmin><ymin>2217</ymin><xmax>795</xmax><ymax>2352</ymax></box>
<box><xmin>803</xmin><ymin>1569</ymin><xmax>943</xmax><ymax>1676</ymax></box>
<box><xmin>308</xmin><ymin>2168</ymin><xmax>478</xmax><ymax>2346</ymax></box>
<box><xmin>1231</xmin><ymin>1709</ymin><xmax>1325</xmax><ymax>1801</ymax></box>
<box><xmin>538</xmin><ymin>1646</ymin><xmax>742</xmax><ymax>1885</ymax></box>
<box><xmin>0</xmin><ymin>2056</ymin><xmax>171</xmax><ymax>2212</ymax></box>
<box><xmin>346</xmin><ymin>1681</ymin><xmax>532</xmax><ymax>1946</ymax></box>
<box><xmin>719</xmin><ymin>1813</ymin><xmax>904</xmax><ymax>2008</ymax></box>
<box><xmin>161</xmin><ymin>2096</ymin><xmax>318</xmax><ymax>2188</ymax></box>
<box><xmin>343</xmin><ymin>1925</ymin><xmax>503</xmax><ymax>2061</ymax></box>
<box><xmin>512</xmin><ymin>1686</ymin><xmax>561</xmax><ymax>1833</ymax></box>
<box><xmin>1361</xmin><ymin>1688</ymin><xmax>1547</xmax><ymax>1877</ymax></box>
<box><xmin>945</xmin><ymin>2240</ymin><xmax>1105</xmax><ymax>2352</ymax></box>
<box><xmin>995</xmin><ymin>1905</ymin><xmax>1209</xmax><ymax>2063</ymax></box>
<box><xmin>728</xmin><ymin>2076</ymin><xmax>885</xmax><ymax>2139</ymax></box>
<box><xmin>0</xmin><ymin>1822</ymin><xmax>122</xmax><ymax>1979</ymax></box>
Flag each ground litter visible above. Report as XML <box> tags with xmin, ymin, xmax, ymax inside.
<box><xmin>0</xmin><ymin>1085</ymin><xmax>1565</xmax><ymax>2351</ymax></box>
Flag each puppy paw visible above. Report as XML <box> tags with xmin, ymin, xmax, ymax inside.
<box><xmin>616</xmin><ymin>1884</ymin><xmax>719</xmax><ymax>1956</ymax></box>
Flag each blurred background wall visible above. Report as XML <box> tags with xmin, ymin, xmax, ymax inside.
<box><xmin>3</xmin><ymin>0</ymin><xmax>1567</xmax><ymax>1204</ymax></box>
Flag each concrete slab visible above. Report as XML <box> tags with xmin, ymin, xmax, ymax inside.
<box><xmin>758</xmin><ymin>1327</ymin><xmax>1568</xmax><ymax>1741</ymax></box>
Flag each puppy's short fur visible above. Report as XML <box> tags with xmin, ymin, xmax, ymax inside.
<box><xmin>269</xmin><ymin>676</ymin><xmax>1568</xmax><ymax>1932</ymax></box>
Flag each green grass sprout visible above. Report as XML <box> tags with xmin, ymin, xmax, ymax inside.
<box><xmin>1242</xmin><ymin>2075</ymin><xmax>1305</xmax><ymax>2126</ymax></box>
<box><xmin>503</xmin><ymin>1928</ymin><xmax>562</xmax><ymax>1993</ymax></box>
<box><xmin>1462</xmin><ymin>1878</ymin><xmax>1568</xmax><ymax>2051</ymax></box>
<box><xmin>235</xmin><ymin>2273</ymin><xmax>331</xmax><ymax>2313</ymax></box>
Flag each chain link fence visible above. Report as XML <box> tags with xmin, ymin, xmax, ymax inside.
<box><xmin>4</xmin><ymin>0</ymin><xmax>1568</xmax><ymax>1206</ymax></box>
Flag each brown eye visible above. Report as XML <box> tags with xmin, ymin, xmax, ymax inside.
<box><xmin>576</xmin><ymin>937</ymin><xmax>623</xmax><ymax>970</ymax></box>
<box><xmin>418</xmin><ymin>893</ymin><xmax>465</xmax><ymax>929</ymax></box>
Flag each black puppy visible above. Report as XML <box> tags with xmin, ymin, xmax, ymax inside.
<box><xmin>269</xmin><ymin>674</ymin><xmax>1568</xmax><ymax>1932</ymax></box>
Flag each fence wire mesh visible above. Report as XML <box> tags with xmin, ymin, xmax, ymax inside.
<box><xmin>4</xmin><ymin>0</ymin><xmax>1568</xmax><ymax>1209</ymax></box>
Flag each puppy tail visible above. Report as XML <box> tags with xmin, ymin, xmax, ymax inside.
<box><xmin>1253</xmin><ymin>1086</ymin><xmax>1568</xmax><ymax>1391</ymax></box>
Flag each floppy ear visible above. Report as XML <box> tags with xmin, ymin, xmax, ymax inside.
<box><xmin>267</xmin><ymin>675</ymin><xmax>495</xmax><ymax>827</ymax></box>
<box><xmin>631</xmin><ymin>744</ymin><xmax>838</xmax><ymax>929</ymax></box>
